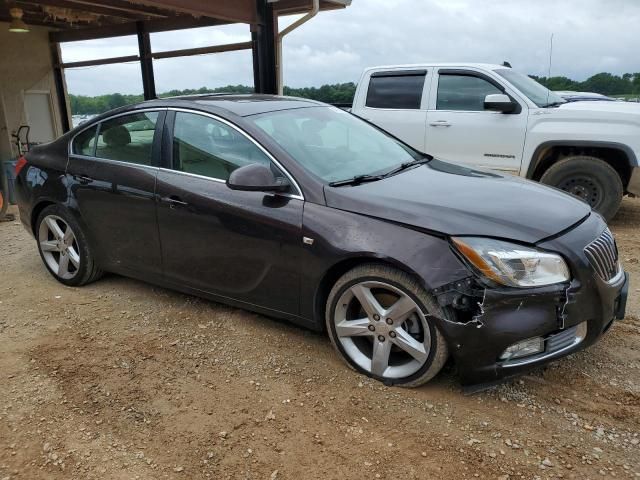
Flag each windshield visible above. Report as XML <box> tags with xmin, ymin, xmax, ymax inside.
<box><xmin>248</xmin><ymin>106</ymin><xmax>421</xmax><ymax>183</ymax></box>
<box><xmin>495</xmin><ymin>68</ymin><xmax>566</xmax><ymax>107</ymax></box>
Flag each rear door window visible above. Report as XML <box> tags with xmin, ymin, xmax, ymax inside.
<box><xmin>365</xmin><ymin>73</ymin><xmax>426</xmax><ymax>109</ymax></box>
<box><xmin>436</xmin><ymin>74</ymin><xmax>502</xmax><ymax>111</ymax></box>
<box><xmin>95</xmin><ymin>112</ymin><xmax>159</xmax><ymax>165</ymax></box>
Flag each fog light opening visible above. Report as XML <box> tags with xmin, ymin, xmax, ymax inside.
<box><xmin>499</xmin><ymin>337</ymin><xmax>544</xmax><ymax>361</ymax></box>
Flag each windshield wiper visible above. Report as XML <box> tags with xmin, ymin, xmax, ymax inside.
<box><xmin>329</xmin><ymin>174</ymin><xmax>386</xmax><ymax>187</ymax></box>
<box><xmin>543</xmin><ymin>101</ymin><xmax>565</xmax><ymax>108</ymax></box>
<box><xmin>382</xmin><ymin>156</ymin><xmax>431</xmax><ymax>177</ymax></box>
<box><xmin>328</xmin><ymin>156</ymin><xmax>431</xmax><ymax>187</ymax></box>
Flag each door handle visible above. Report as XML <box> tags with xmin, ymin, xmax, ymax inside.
<box><xmin>74</xmin><ymin>174</ymin><xmax>93</xmax><ymax>184</ymax></box>
<box><xmin>429</xmin><ymin>120</ymin><xmax>452</xmax><ymax>127</ymax></box>
<box><xmin>162</xmin><ymin>195</ymin><xmax>189</xmax><ymax>208</ymax></box>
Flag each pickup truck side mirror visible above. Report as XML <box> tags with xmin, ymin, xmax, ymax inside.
<box><xmin>484</xmin><ymin>94</ymin><xmax>517</xmax><ymax>113</ymax></box>
<box><xmin>227</xmin><ymin>163</ymin><xmax>290</xmax><ymax>193</ymax></box>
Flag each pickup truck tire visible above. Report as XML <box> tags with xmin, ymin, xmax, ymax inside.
<box><xmin>539</xmin><ymin>156</ymin><xmax>623</xmax><ymax>221</ymax></box>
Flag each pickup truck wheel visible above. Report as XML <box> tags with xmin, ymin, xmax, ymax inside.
<box><xmin>539</xmin><ymin>156</ymin><xmax>623</xmax><ymax>221</ymax></box>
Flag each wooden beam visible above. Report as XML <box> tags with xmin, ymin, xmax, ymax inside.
<box><xmin>131</xmin><ymin>0</ymin><xmax>257</xmax><ymax>24</ymax></box>
<box><xmin>270</xmin><ymin>0</ymin><xmax>350</xmax><ymax>15</ymax></box>
<box><xmin>55</xmin><ymin>0</ymin><xmax>172</xmax><ymax>18</ymax></box>
<box><xmin>151</xmin><ymin>41</ymin><xmax>252</xmax><ymax>60</ymax></box>
<box><xmin>50</xmin><ymin>16</ymin><xmax>229</xmax><ymax>42</ymax></box>
<box><xmin>137</xmin><ymin>21</ymin><xmax>156</xmax><ymax>99</ymax></box>
<box><xmin>0</xmin><ymin>14</ymin><xmax>72</xmax><ymax>29</ymax></box>
<box><xmin>58</xmin><ymin>54</ymin><xmax>140</xmax><ymax>69</ymax></box>
<box><xmin>50</xmin><ymin>42</ymin><xmax>72</xmax><ymax>132</ymax></box>
<box><xmin>16</xmin><ymin>0</ymin><xmax>150</xmax><ymax>20</ymax></box>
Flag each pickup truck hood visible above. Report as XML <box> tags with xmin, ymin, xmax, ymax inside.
<box><xmin>557</xmin><ymin>100</ymin><xmax>640</xmax><ymax>116</ymax></box>
<box><xmin>324</xmin><ymin>160</ymin><xmax>591</xmax><ymax>244</ymax></box>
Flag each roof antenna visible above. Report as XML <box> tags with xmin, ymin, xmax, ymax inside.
<box><xmin>545</xmin><ymin>33</ymin><xmax>554</xmax><ymax>106</ymax></box>
<box><xmin>502</xmin><ymin>61</ymin><xmax>512</xmax><ymax>68</ymax></box>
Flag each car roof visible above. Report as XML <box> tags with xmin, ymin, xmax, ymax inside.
<box><xmin>140</xmin><ymin>94</ymin><xmax>327</xmax><ymax>117</ymax></box>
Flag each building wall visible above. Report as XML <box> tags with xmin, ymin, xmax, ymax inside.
<box><xmin>0</xmin><ymin>23</ymin><xmax>66</xmax><ymax>161</ymax></box>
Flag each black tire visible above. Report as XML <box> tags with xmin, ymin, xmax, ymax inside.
<box><xmin>539</xmin><ymin>155</ymin><xmax>623</xmax><ymax>221</ymax></box>
<box><xmin>325</xmin><ymin>264</ymin><xmax>449</xmax><ymax>388</ymax></box>
<box><xmin>36</xmin><ymin>204</ymin><xmax>103</xmax><ymax>286</ymax></box>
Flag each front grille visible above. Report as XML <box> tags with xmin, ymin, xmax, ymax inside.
<box><xmin>584</xmin><ymin>228</ymin><xmax>620</xmax><ymax>282</ymax></box>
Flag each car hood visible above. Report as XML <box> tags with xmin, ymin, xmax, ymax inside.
<box><xmin>324</xmin><ymin>160</ymin><xmax>591</xmax><ymax>244</ymax></box>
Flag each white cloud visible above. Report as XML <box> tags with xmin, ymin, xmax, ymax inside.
<box><xmin>61</xmin><ymin>0</ymin><xmax>640</xmax><ymax>96</ymax></box>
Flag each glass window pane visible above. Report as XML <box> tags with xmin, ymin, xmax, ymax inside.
<box><xmin>250</xmin><ymin>106</ymin><xmax>420</xmax><ymax>183</ymax></box>
<box><xmin>365</xmin><ymin>75</ymin><xmax>425</xmax><ymax>109</ymax></box>
<box><xmin>436</xmin><ymin>75</ymin><xmax>502</xmax><ymax>111</ymax></box>
<box><xmin>72</xmin><ymin>125</ymin><xmax>97</xmax><ymax>156</ymax></box>
<box><xmin>173</xmin><ymin>112</ymin><xmax>271</xmax><ymax>181</ymax></box>
<box><xmin>95</xmin><ymin>112</ymin><xmax>159</xmax><ymax>165</ymax></box>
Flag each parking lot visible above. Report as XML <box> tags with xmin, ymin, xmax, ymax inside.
<box><xmin>0</xmin><ymin>200</ymin><xmax>638</xmax><ymax>480</ymax></box>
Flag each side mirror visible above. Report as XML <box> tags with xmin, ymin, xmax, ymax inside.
<box><xmin>484</xmin><ymin>93</ymin><xmax>516</xmax><ymax>113</ymax></box>
<box><xmin>227</xmin><ymin>163</ymin><xmax>290</xmax><ymax>193</ymax></box>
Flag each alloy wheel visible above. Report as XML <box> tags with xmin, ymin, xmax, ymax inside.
<box><xmin>333</xmin><ymin>281</ymin><xmax>431</xmax><ymax>379</ymax></box>
<box><xmin>38</xmin><ymin>215</ymin><xmax>81</xmax><ymax>280</ymax></box>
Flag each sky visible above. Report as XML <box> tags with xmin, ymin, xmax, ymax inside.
<box><xmin>61</xmin><ymin>0</ymin><xmax>640</xmax><ymax>96</ymax></box>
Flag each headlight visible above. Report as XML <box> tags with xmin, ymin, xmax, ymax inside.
<box><xmin>452</xmin><ymin>237</ymin><xmax>570</xmax><ymax>287</ymax></box>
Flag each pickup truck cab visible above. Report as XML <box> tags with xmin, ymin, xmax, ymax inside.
<box><xmin>351</xmin><ymin>63</ymin><xmax>640</xmax><ymax>220</ymax></box>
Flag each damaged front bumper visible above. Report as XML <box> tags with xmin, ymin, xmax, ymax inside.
<box><xmin>433</xmin><ymin>213</ymin><xmax>629</xmax><ymax>389</ymax></box>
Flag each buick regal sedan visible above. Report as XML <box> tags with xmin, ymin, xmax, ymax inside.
<box><xmin>15</xmin><ymin>95</ymin><xmax>628</xmax><ymax>389</ymax></box>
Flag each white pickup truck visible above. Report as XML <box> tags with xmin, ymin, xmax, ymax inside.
<box><xmin>350</xmin><ymin>63</ymin><xmax>640</xmax><ymax>220</ymax></box>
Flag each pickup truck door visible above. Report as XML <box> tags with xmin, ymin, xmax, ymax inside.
<box><xmin>425</xmin><ymin>69</ymin><xmax>528</xmax><ymax>174</ymax></box>
<box><xmin>352</xmin><ymin>69</ymin><xmax>430</xmax><ymax>151</ymax></box>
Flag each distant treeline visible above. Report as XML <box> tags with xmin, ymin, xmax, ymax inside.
<box><xmin>69</xmin><ymin>83</ymin><xmax>357</xmax><ymax>115</ymax></box>
<box><xmin>531</xmin><ymin>72</ymin><xmax>640</xmax><ymax>96</ymax></box>
<box><xmin>69</xmin><ymin>72</ymin><xmax>640</xmax><ymax>115</ymax></box>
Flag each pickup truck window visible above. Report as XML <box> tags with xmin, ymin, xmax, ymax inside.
<box><xmin>436</xmin><ymin>74</ymin><xmax>502</xmax><ymax>111</ymax></box>
<box><xmin>366</xmin><ymin>74</ymin><xmax>426</xmax><ymax>109</ymax></box>
<box><xmin>495</xmin><ymin>68</ymin><xmax>565</xmax><ymax>107</ymax></box>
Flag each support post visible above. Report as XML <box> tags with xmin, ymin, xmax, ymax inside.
<box><xmin>136</xmin><ymin>21</ymin><xmax>157</xmax><ymax>100</ymax></box>
<box><xmin>252</xmin><ymin>0</ymin><xmax>277</xmax><ymax>94</ymax></box>
<box><xmin>49</xmin><ymin>40</ymin><xmax>71</xmax><ymax>133</ymax></box>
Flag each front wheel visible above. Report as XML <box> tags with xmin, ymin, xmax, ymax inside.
<box><xmin>326</xmin><ymin>264</ymin><xmax>449</xmax><ymax>387</ymax></box>
<box><xmin>36</xmin><ymin>204</ymin><xmax>103</xmax><ymax>286</ymax></box>
<box><xmin>539</xmin><ymin>156</ymin><xmax>623</xmax><ymax>221</ymax></box>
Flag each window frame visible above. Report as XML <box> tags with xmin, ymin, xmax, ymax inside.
<box><xmin>69</xmin><ymin>108</ymin><xmax>166</xmax><ymax>169</ymax></box>
<box><xmin>164</xmin><ymin>108</ymin><xmax>304</xmax><ymax>200</ymax></box>
<box><xmin>365</xmin><ymin>70</ymin><xmax>428</xmax><ymax>110</ymax></box>
<box><xmin>434</xmin><ymin>69</ymin><xmax>522</xmax><ymax>114</ymax></box>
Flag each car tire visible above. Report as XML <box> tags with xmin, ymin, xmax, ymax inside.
<box><xmin>539</xmin><ymin>156</ymin><xmax>623</xmax><ymax>221</ymax></box>
<box><xmin>326</xmin><ymin>263</ymin><xmax>449</xmax><ymax>387</ymax></box>
<box><xmin>36</xmin><ymin>204</ymin><xmax>103</xmax><ymax>286</ymax></box>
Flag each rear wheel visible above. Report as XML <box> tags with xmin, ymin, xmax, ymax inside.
<box><xmin>539</xmin><ymin>155</ymin><xmax>623</xmax><ymax>221</ymax></box>
<box><xmin>36</xmin><ymin>205</ymin><xmax>103</xmax><ymax>286</ymax></box>
<box><xmin>326</xmin><ymin>264</ymin><xmax>449</xmax><ymax>387</ymax></box>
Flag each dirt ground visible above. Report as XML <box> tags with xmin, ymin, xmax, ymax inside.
<box><xmin>0</xmin><ymin>200</ymin><xmax>639</xmax><ymax>480</ymax></box>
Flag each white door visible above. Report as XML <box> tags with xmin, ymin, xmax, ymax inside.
<box><xmin>425</xmin><ymin>71</ymin><xmax>527</xmax><ymax>174</ymax></box>
<box><xmin>24</xmin><ymin>91</ymin><xmax>57</xmax><ymax>145</ymax></box>
<box><xmin>354</xmin><ymin>70</ymin><xmax>430</xmax><ymax>152</ymax></box>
